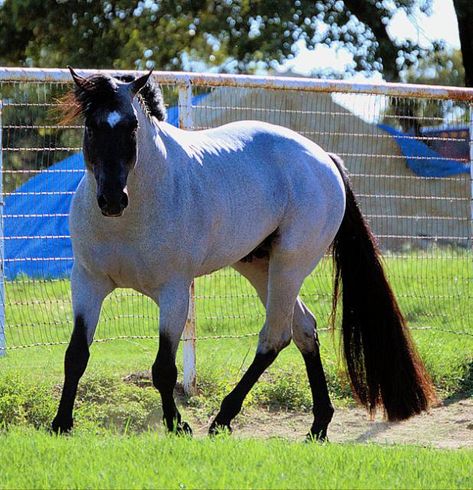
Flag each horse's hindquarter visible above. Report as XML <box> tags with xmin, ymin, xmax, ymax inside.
<box><xmin>163</xmin><ymin>121</ymin><xmax>346</xmax><ymax>276</ymax></box>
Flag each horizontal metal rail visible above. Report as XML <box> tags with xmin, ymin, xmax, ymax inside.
<box><xmin>1</xmin><ymin>67</ymin><xmax>473</xmax><ymax>101</ymax></box>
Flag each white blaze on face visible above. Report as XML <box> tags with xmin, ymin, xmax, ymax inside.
<box><xmin>106</xmin><ymin>111</ymin><xmax>122</xmax><ymax>128</ymax></box>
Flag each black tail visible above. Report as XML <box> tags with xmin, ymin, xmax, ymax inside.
<box><xmin>329</xmin><ymin>154</ymin><xmax>437</xmax><ymax>421</ymax></box>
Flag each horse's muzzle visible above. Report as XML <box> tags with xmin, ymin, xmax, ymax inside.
<box><xmin>97</xmin><ymin>190</ymin><xmax>129</xmax><ymax>217</ymax></box>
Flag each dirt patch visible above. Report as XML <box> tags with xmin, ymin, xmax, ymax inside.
<box><xmin>190</xmin><ymin>398</ymin><xmax>473</xmax><ymax>449</ymax></box>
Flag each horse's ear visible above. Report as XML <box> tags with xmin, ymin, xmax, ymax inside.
<box><xmin>129</xmin><ymin>70</ymin><xmax>153</xmax><ymax>96</ymax></box>
<box><xmin>68</xmin><ymin>66</ymin><xmax>89</xmax><ymax>90</ymax></box>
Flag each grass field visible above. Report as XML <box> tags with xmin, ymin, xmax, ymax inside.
<box><xmin>0</xmin><ymin>251</ymin><xmax>472</xmax><ymax>489</ymax></box>
<box><xmin>0</xmin><ymin>429</ymin><xmax>472</xmax><ymax>489</ymax></box>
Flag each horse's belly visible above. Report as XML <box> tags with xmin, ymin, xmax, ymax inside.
<box><xmin>194</xmin><ymin>221</ymin><xmax>278</xmax><ymax>277</ymax></box>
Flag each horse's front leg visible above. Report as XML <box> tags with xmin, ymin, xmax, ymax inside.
<box><xmin>51</xmin><ymin>265</ymin><xmax>113</xmax><ymax>434</ymax></box>
<box><xmin>153</xmin><ymin>281</ymin><xmax>192</xmax><ymax>435</ymax></box>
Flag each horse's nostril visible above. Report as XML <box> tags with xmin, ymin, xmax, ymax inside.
<box><xmin>97</xmin><ymin>194</ymin><xmax>108</xmax><ymax>209</ymax></box>
<box><xmin>120</xmin><ymin>193</ymin><xmax>129</xmax><ymax>209</ymax></box>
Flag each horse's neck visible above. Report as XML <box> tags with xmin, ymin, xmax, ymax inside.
<box><xmin>128</xmin><ymin>101</ymin><xmax>167</xmax><ymax>193</ymax></box>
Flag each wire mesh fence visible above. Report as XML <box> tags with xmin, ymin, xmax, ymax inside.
<box><xmin>0</xmin><ymin>69</ymin><xmax>472</xmax><ymax>364</ymax></box>
<box><xmin>191</xmin><ymin>84</ymin><xmax>472</xmax><ymax>342</ymax></box>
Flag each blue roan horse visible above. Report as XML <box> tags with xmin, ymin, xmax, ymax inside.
<box><xmin>52</xmin><ymin>68</ymin><xmax>437</xmax><ymax>440</ymax></box>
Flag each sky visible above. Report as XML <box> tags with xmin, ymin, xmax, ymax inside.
<box><xmin>284</xmin><ymin>0</ymin><xmax>461</xmax><ymax>80</ymax></box>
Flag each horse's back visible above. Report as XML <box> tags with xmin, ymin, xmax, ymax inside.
<box><xmin>163</xmin><ymin>119</ymin><xmax>345</xmax><ymax>203</ymax></box>
<box><xmin>161</xmin><ymin>120</ymin><xmax>346</xmax><ymax>272</ymax></box>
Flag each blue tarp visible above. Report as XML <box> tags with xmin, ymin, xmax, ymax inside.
<box><xmin>5</xmin><ymin>153</ymin><xmax>84</xmax><ymax>279</ymax></box>
<box><xmin>379</xmin><ymin>124</ymin><xmax>470</xmax><ymax>178</ymax></box>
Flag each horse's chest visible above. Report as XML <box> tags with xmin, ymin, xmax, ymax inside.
<box><xmin>105</xmin><ymin>251</ymin><xmax>143</xmax><ymax>288</ymax></box>
<box><xmin>80</xmin><ymin>239</ymin><xmax>159</xmax><ymax>292</ymax></box>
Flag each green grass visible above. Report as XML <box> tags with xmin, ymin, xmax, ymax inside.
<box><xmin>0</xmin><ymin>429</ymin><xmax>471</xmax><ymax>489</ymax></box>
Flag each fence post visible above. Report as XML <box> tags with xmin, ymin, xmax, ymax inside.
<box><xmin>178</xmin><ymin>81</ymin><xmax>197</xmax><ymax>395</ymax></box>
<box><xmin>0</xmin><ymin>100</ymin><xmax>5</xmax><ymax>357</ymax></box>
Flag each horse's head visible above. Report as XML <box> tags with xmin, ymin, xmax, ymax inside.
<box><xmin>68</xmin><ymin>67</ymin><xmax>152</xmax><ymax>217</ymax></box>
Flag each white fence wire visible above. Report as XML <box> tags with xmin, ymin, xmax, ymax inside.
<box><xmin>0</xmin><ymin>69</ymin><xmax>472</xmax><ymax>393</ymax></box>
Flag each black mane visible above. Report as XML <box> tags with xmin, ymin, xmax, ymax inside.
<box><xmin>72</xmin><ymin>73</ymin><xmax>166</xmax><ymax>122</ymax></box>
<box><xmin>117</xmin><ymin>74</ymin><xmax>166</xmax><ymax>121</ymax></box>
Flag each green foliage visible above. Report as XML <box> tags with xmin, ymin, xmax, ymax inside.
<box><xmin>0</xmin><ymin>374</ymin><xmax>55</xmax><ymax>428</ymax></box>
<box><xmin>1</xmin><ymin>81</ymin><xmax>77</xmax><ymax>193</ymax></box>
<box><xmin>0</xmin><ymin>371</ymin><xmax>164</xmax><ymax>433</ymax></box>
<box><xmin>0</xmin><ymin>0</ymin><xmax>441</xmax><ymax>81</ymax></box>
<box><xmin>252</xmin><ymin>368</ymin><xmax>312</xmax><ymax>410</ymax></box>
<box><xmin>402</xmin><ymin>49</ymin><xmax>466</xmax><ymax>87</ymax></box>
<box><xmin>74</xmin><ymin>373</ymin><xmax>163</xmax><ymax>432</ymax></box>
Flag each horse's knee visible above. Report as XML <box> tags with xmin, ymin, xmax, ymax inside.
<box><xmin>258</xmin><ymin>325</ymin><xmax>292</xmax><ymax>354</ymax></box>
<box><xmin>152</xmin><ymin>360</ymin><xmax>177</xmax><ymax>392</ymax></box>
<box><xmin>278</xmin><ymin>333</ymin><xmax>292</xmax><ymax>351</ymax></box>
<box><xmin>64</xmin><ymin>315</ymin><xmax>90</xmax><ymax>381</ymax></box>
<box><xmin>292</xmin><ymin>326</ymin><xmax>318</xmax><ymax>354</ymax></box>
<box><xmin>315</xmin><ymin>402</ymin><xmax>334</xmax><ymax>423</ymax></box>
<box><xmin>152</xmin><ymin>334</ymin><xmax>178</xmax><ymax>393</ymax></box>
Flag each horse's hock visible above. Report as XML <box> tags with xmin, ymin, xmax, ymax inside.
<box><xmin>192</xmin><ymin>87</ymin><xmax>470</xmax><ymax>251</ymax></box>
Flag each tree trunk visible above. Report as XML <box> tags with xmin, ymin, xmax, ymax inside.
<box><xmin>343</xmin><ymin>0</ymin><xmax>400</xmax><ymax>82</ymax></box>
<box><xmin>453</xmin><ymin>0</ymin><xmax>473</xmax><ymax>87</ymax></box>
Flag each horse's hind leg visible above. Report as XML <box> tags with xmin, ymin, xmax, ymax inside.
<box><xmin>152</xmin><ymin>280</ymin><xmax>193</xmax><ymax>435</ymax></box>
<box><xmin>292</xmin><ymin>300</ymin><xmax>334</xmax><ymax>441</ymax></box>
<box><xmin>52</xmin><ymin>265</ymin><xmax>113</xmax><ymax>434</ymax></box>
<box><xmin>209</xmin><ymin>256</ymin><xmax>303</xmax><ymax>434</ymax></box>
<box><xmin>230</xmin><ymin>258</ymin><xmax>334</xmax><ymax>441</ymax></box>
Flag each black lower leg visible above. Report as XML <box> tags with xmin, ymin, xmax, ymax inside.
<box><xmin>152</xmin><ymin>334</ymin><xmax>191</xmax><ymax>434</ymax></box>
<box><xmin>209</xmin><ymin>350</ymin><xmax>277</xmax><ymax>434</ymax></box>
<box><xmin>52</xmin><ymin>315</ymin><xmax>90</xmax><ymax>434</ymax></box>
<box><xmin>303</xmin><ymin>343</ymin><xmax>334</xmax><ymax>441</ymax></box>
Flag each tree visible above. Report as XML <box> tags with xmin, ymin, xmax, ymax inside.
<box><xmin>402</xmin><ymin>48</ymin><xmax>465</xmax><ymax>88</ymax></box>
<box><xmin>0</xmin><ymin>0</ymin><xmax>449</xmax><ymax>82</ymax></box>
<box><xmin>453</xmin><ymin>0</ymin><xmax>473</xmax><ymax>87</ymax></box>
<box><xmin>384</xmin><ymin>49</ymin><xmax>467</xmax><ymax>135</ymax></box>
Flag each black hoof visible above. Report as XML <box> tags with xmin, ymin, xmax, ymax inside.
<box><xmin>209</xmin><ymin>421</ymin><xmax>232</xmax><ymax>436</ymax></box>
<box><xmin>51</xmin><ymin>416</ymin><xmax>73</xmax><ymax>435</ymax></box>
<box><xmin>306</xmin><ymin>425</ymin><xmax>329</xmax><ymax>443</ymax></box>
<box><xmin>175</xmin><ymin>421</ymin><xmax>193</xmax><ymax>436</ymax></box>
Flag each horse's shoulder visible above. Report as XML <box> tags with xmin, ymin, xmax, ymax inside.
<box><xmin>70</xmin><ymin>176</ymin><xmax>90</xmax><ymax>214</ymax></box>
<box><xmin>69</xmin><ymin>176</ymin><xmax>99</xmax><ymax>236</ymax></box>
